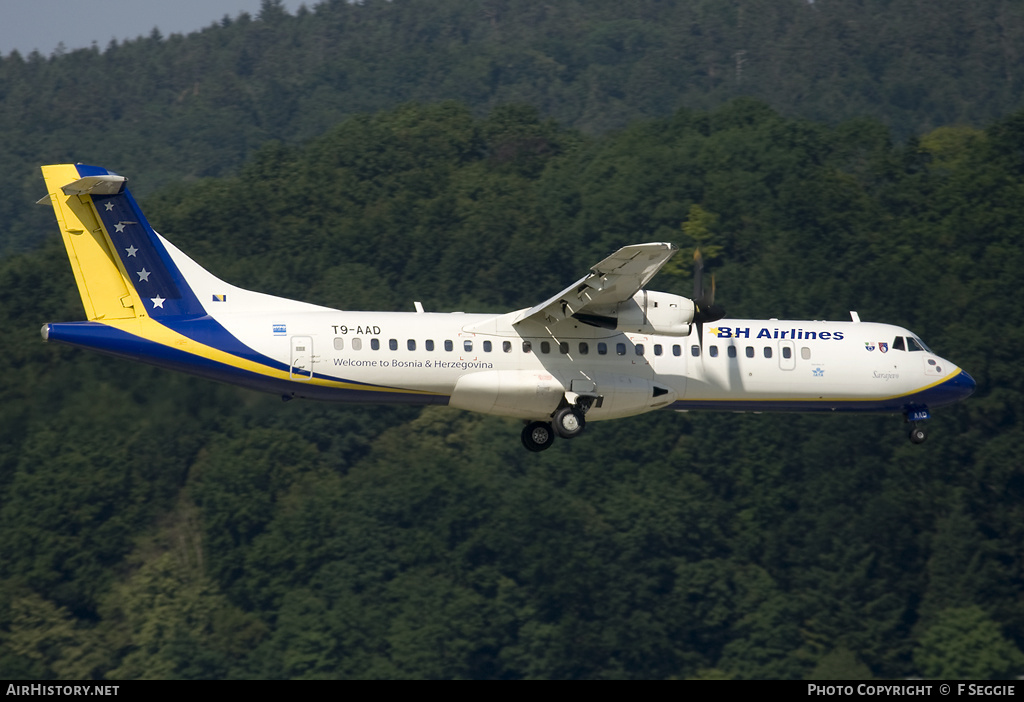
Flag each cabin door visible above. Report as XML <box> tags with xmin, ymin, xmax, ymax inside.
<box><xmin>290</xmin><ymin>336</ymin><xmax>314</xmax><ymax>380</ymax></box>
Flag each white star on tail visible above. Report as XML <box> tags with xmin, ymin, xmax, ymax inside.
<box><xmin>137</xmin><ymin>268</ymin><xmax>150</xmax><ymax>282</ymax></box>
<box><xmin>104</xmin><ymin>202</ymin><xmax>114</xmax><ymax>211</ymax></box>
<box><xmin>150</xmin><ymin>296</ymin><xmax>165</xmax><ymax>308</ymax></box>
<box><xmin>115</xmin><ymin>222</ymin><xmax>126</xmax><ymax>232</ymax></box>
<box><xmin>125</xmin><ymin>245</ymin><xmax>138</xmax><ymax>257</ymax></box>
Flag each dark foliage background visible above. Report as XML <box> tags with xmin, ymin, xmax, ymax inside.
<box><xmin>4</xmin><ymin>0</ymin><xmax>1024</xmax><ymax>254</ymax></box>
<box><xmin>1</xmin><ymin>0</ymin><xmax>1022</xmax><ymax>680</ymax></box>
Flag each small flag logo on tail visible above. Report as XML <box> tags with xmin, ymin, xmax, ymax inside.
<box><xmin>212</xmin><ymin>294</ymin><xmax>227</xmax><ymax>302</ymax></box>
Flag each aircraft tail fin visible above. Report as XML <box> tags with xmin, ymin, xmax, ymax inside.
<box><xmin>40</xmin><ymin>164</ymin><xmax>207</xmax><ymax>320</ymax></box>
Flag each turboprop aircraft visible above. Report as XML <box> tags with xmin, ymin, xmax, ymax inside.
<box><xmin>39</xmin><ymin>164</ymin><xmax>975</xmax><ymax>451</ymax></box>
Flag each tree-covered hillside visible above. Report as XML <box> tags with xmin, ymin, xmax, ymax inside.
<box><xmin>1</xmin><ymin>101</ymin><xmax>1021</xmax><ymax>679</ymax></box>
<box><xmin>3</xmin><ymin>0</ymin><xmax>1024</xmax><ymax>254</ymax></box>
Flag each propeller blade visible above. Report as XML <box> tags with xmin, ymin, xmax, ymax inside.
<box><xmin>693</xmin><ymin>249</ymin><xmax>704</xmax><ymax>301</ymax></box>
<box><xmin>690</xmin><ymin>248</ymin><xmax>725</xmax><ymax>350</ymax></box>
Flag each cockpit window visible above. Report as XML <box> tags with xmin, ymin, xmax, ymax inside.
<box><xmin>906</xmin><ymin>337</ymin><xmax>925</xmax><ymax>352</ymax></box>
<box><xmin>892</xmin><ymin>336</ymin><xmax>906</xmax><ymax>351</ymax></box>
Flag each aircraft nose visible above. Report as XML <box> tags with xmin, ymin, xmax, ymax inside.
<box><xmin>949</xmin><ymin>370</ymin><xmax>976</xmax><ymax>401</ymax></box>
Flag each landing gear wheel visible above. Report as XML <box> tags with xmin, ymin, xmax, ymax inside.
<box><xmin>522</xmin><ymin>421</ymin><xmax>555</xmax><ymax>452</ymax></box>
<box><xmin>553</xmin><ymin>406</ymin><xmax>586</xmax><ymax>439</ymax></box>
<box><xmin>909</xmin><ymin>425</ymin><xmax>927</xmax><ymax>444</ymax></box>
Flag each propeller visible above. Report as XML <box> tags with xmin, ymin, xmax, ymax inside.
<box><xmin>692</xmin><ymin>249</ymin><xmax>726</xmax><ymax>350</ymax></box>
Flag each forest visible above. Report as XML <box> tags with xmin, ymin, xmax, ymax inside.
<box><xmin>3</xmin><ymin>0</ymin><xmax>1024</xmax><ymax>255</ymax></box>
<box><xmin>1</xmin><ymin>0</ymin><xmax>1023</xmax><ymax>681</ymax></box>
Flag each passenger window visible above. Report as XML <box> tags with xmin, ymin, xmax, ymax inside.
<box><xmin>352</xmin><ymin>338</ymin><xmax>362</xmax><ymax>351</ymax></box>
<box><xmin>782</xmin><ymin>346</ymin><xmax>792</xmax><ymax>359</ymax></box>
<box><xmin>426</xmin><ymin>340</ymin><xmax>434</xmax><ymax>351</ymax></box>
<box><xmin>559</xmin><ymin>342</ymin><xmax>569</xmax><ymax>354</ymax></box>
<box><xmin>541</xmin><ymin>341</ymin><xmax>551</xmax><ymax>354</ymax></box>
<box><xmin>407</xmin><ymin>339</ymin><xmax>416</xmax><ymax>351</ymax></box>
<box><xmin>907</xmin><ymin>337</ymin><xmax>924</xmax><ymax>352</ymax></box>
<box><xmin>636</xmin><ymin>344</ymin><xmax>645</xmax><ymax>356</ymax></box>
<box><xmin>801</xmin><ymin>347</ymin><xmax>811</xmax><ymax>360</ymax></box>
<box><xmin>654</xmin><ymin>344</ymin><xmax>663</xmax><ymax>356</ymax></box>
<box><xmin>745</xmin><ymin>346</ymin><xmax>754</xmax><ymax>358</ymax></box>
<box><xmin>334</xmin><ymin>338</ymin><xmax>344</xmax><ymax>350</ymax></box>
<box><xmin>523</xmin><ymin>341</ymin><xmax>532</xmax><ymax>353</ymax></box>
<box><xmin>444</xmin><ymin>340</ymin><xmax>453</xmax><ymax>352</ymax></box>
<box><xmin>764</xmin><ymin>347</ymin><xmax>772</xmax><ymax>358</ymax></box>
<box><xmin>691</xmin><ymin>345</ymin><xmax>700</xmax><ymax>357</ymax></box>
<box><xmin>464</xmin><ymin>340</ymin><xmax>473</xmax><ymax>352</ymax></box>
<box><xmin>893</xmin><ymin>336</ymin><xmax>906</xmax><ymax>351</ymax></box>
<box><xmin>389</xmin><ymin>339</ymin><xmax>398</xmax><ymax>351</ymax></box>
<box><xmin>673</xmin><ymin>345</ymin><xmax>682</xmax><ymax>357</ymax></box>
<box><xmin>727</xmin><ymin>346</ymin><xmax>737</xmax><ymax>358</ymax></box>
<box><xmin>503</xmin><ymin>341</ymin><xmax>512</xmax><ymax>353</ymax></box>
<box><xmin>616</xmin><ymin>343</ymin><xmax>626</xmax><ymax>356</ymax></box>
<box><xmin>483</xmin><ymin>341</ymin><xmax>492</xmax><ymax>352</ymax></box>
<box><xmin>710</xmin><ymin>346</ymin><xmax>719</xmax><ymax>357</ymax></box>
<box><xmin>598</xmin><ymin>342</ymin><xmax>608</xmax><ymax>355</ymax></box>
<box><xmin>371</xmin><ymin>338</ymin><xmax>380</xmax><ymax>351</ymax></box>
<box><xmin>579</xmin><ymin>342</ymin><xmax>589</xmax><ymax>355</ymax></box>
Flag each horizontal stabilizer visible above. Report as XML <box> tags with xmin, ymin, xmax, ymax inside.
<box><xmin>61</xmin><ymin>174</ymin><xmax>127</xmax><ymax>197</ymax></box>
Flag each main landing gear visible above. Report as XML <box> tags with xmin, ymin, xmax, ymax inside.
<box><xmin>521</xmin><ymin>421</ymin><xmax>556</xmax><ymax>452</ymax></box>
<box><xmin>521</xmin><ymin>398</ymin><xmax>594</xmax><ymax>452</ymax></box>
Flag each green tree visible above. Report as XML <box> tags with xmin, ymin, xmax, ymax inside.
<box><xmin>914</xmin><ymin>607</ymin><xmax>1024</xmax><ymax>680</ymax></box>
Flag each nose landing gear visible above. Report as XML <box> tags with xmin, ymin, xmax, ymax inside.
<box><xmin>905</xmin><ymin>406</ymin><xmax>930</xmax><ymax>444</ymax></box>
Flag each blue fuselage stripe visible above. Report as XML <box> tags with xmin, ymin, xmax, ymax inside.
<box><xmin>45</xmin><ymin>321</ymin><xmax>447</xmax><ymax>404</ymax></box>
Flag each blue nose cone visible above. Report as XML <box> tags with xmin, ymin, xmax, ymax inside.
<box><xmin>919</xmin><ymin>370</ymin><xmax>976</xmax><ymax>408</ymax></box>
<box><xmin>955</xmin><ymin>370</ymin><xmax>977</xmax><ymax>399</ymax></box>
<box><xmin>945</xmin><ymin>370</ymin><xmax>976</xmax><ymax>403</ymax></box>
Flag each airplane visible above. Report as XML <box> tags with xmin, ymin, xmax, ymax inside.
<box><xmin>38</xmin><ymin>163</ymin><xmax>976</xmax><ymax>451</ymax></box>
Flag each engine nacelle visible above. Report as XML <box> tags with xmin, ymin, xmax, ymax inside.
<box><xmin>576</xmin><ymin>290</ymin><xmax>694</xmax><ymax>336</ymax></box>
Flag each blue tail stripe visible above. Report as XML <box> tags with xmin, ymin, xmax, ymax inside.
<box><xmin>74</xmin><ymin>164</ymin><xmax>205</xmax><ymax>318</ymax></box>
<box><xmin>159</xmin><ymin>316</ymin><xmax>292</xmax><ymax>375</ymax></box>
<box><xmin>44</xmin><ymin>321</ymin><xmax>427</xmax><ymax>397</ymax></box>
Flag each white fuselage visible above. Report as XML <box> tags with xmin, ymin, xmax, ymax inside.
<box><xmin>206</xmin><ymin>304</ymin><xmax>967</xmax><ymax>421</ymax></box>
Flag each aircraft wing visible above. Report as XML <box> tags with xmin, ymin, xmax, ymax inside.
<box><xmin>513</xmin><ymin>242</ymin><xmax>678</xmax><ymax>327</ymax></box>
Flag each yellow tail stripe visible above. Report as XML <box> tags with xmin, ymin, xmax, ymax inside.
<box><xmin>41</xmin><ymin>165</ymin><xmax>141</xmax><ymax>321</ymax></box>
